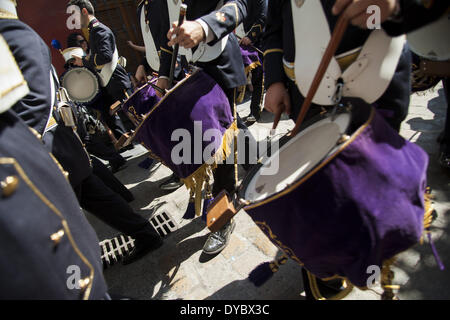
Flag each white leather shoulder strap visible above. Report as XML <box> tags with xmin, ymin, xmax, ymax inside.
<box><xmin>292</xmin><ymin>0</ymin><xmax>340</xmax><ymax>106</ymax></box>
<box><xmin>342</xmin><ymin>30</ymin><xmax>405</xmax><ymax>103</ymax></box>
<box><xmin>140</xmin><ymin>6</ymin><xmax>160</xmax><ymax>71</ymax></box>
<box><xmin>291</xmin><ymin>0</ymin><xmax>404</xmax><ymax>105</ymax></box>
<box><xmin>98</xmin><ymin>47</ymin><xmax>118</xmax><ymax>87</ymax></box>
<box><xmin>0</xmin><ymin>35</ymin><xmax>29</xmax><ymax>114</ymax></box>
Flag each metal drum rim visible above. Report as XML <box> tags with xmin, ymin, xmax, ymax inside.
<box><xmin>61</xmin><ymin>67</ymin><xmax>100</xmax><ymax>104</ymax></box>
<box><xmin>239</xmin><ymin>105</ymin><xmax>375</xmax><ymax>211</ymax></box>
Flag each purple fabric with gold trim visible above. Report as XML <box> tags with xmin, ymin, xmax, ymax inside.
<box><xmin>134</xmin><ymin>70</ymin><xmax>233</xmax><ymax>179</ymax></box>
<box><xmin>121</xmin><ymin>80</ymin><xmax>160</xmax><ymax>124</ymax></box>
<box><xmin>242</xmin><ymin>104</ymin><xmax>428</xmax><ymax>287</ymax></box>
<box><xmin>240</xmin><ymin>45</ymin><xmax>261</xmax><ymax>71</ymax></box>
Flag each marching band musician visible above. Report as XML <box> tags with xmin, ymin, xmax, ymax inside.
<box><xmin>157</xmin><ymin>0</ymin><xmax>256</xmax><ymax>255</ymax></box>
<box><xmin>133</xmin><ymin>0</ymin><xmax>184</xmax><ymax>192</ymax></box>
<box><xmin>0</xmin><ymin>11</ymin><xmax>107</xmax><ymax>298</ymax></box>
<box><xmin>263</xmin><ymin>0</ymin><xmax>448</xmax><ymax>300</ymax></box>
<box><xmin>134</xmin><ymin>0</ymin><xmax>165</xmax><ymax>87</ymax></box>
<box><xmin>239</xmin><ymin>0</ymin><xmax>267</xmax><ymax>123</ymax></box>
<box><xmin>2</xmin><ymin>0</ymin><xmax>163</xmax><ymax>267</ymax></box>
<box><xmin>66</xmin><ymin>32</ymin><xmax>128</xmax><ymax>174</ymax></box>
<box><xmin>67</xmin><ymin>0</ymin><xmax>133</xmax><ymax>144</ymax></box>
<box><xmin>0</xmin><ymin>0</ymin><xmax>53</xmax><ymax>136</ymax></box>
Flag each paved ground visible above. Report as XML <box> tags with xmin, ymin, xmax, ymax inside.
<box><xmin>85</xmin><ymin>84</ymin><xmax>450</xmax><ymax>300</ymax></box>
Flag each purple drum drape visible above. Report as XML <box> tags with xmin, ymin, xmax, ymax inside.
<box><xmin>133</xmin><ymin>70</ymin><xmax>234</xmax><ymax>179</ymax></box>
<box><xmin>246</xmin><ymin>107</ymin><xmax>429</xmax><ymax>287</ymax></box>
<box><xmin>240</xmin><ymin>45</ymin><xmax>261</xmax><ymax>71</ymax></box>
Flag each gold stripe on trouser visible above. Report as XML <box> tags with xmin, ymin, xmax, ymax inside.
<box><xmin>283</xmin><ymin>49</ymin><xmax>361</xmax><ymax>81</ymax></box>
<box><xmin>233</xmin><ymin>88</ymin><xmax>238</xmax><ymax>188</ymax></box>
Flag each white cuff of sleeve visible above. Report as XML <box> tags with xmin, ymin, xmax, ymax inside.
<box><xmin>196</xmin><ymin>18</ymin><xmax>215</xmax><ymax>44</ymax></box>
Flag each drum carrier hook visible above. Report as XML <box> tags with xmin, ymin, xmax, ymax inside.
<box><xmin>331</xmin><ymin>78</ymin><xmax>344</xmax><ymax>121</ymax></box>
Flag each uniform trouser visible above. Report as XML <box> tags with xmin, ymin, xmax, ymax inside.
<box><xmin>74</xmin><ymin>172</ymin><xmax>160</xmax><ymax>244</ymax></box>
<box><xmin>91</xmin><ymin>157</ymin><xmax>134</xmax><ymax>203</ymax></box>
<box><xmin>85</xmin><ymin>134</ymin><xmax>126</xmax><ymax>167</ymax></box>
<box><xmin>212</xmin><ymin>88</ymin><xmax>258</xmax><ymax>197</ymax></box>
<box><xmin>100</xmin><ymin>89</ymin><xmax>134</xmax><ymax>140</ymax></box>
<box><xmin>442</xmin><ymin>78</ymin><xmax>450</xmax><ymax>151</ymax></box>
<box><xmin>250</xmin><ymin>66</ymin><xmax>264</xmax><ymax>116</ymax></box>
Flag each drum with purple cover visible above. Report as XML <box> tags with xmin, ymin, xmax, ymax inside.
<box><xmin>237</xmin><ymin>99</ymin><xmax>429</xmax><ymax>290</ymax></box>
<box><xmin>121</xmin><ymin>78</ymin><xmax>161</xmax><ymax>126</ymax></box>
<box><xmin>130</xmin><ymin>69</ymin><xmax>237</xmax><ymax>214</ymax></box>
<box><xmin>240</xmin><ymin>44</ymin><xmax>261</xmax><ymax>76</ymax></box>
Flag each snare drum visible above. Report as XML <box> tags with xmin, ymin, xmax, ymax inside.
<box><xmin>61</xmin><ymin>67</ymin><xmax>100</xmax><ymax>104</ymax></box>
<box><xmin>239</xmin><ymin>100</ymin><xmax>428</xmax><ymax>288</ymax></box>
<box><xmin>121</xmin><ymin>78</ymin><xmax>161</xmax><ymax>126</ymax></box>
<box><xmin>131</xmin><ymin>69</ymin><xmax>237</xmax><ymax>214</ymax></box>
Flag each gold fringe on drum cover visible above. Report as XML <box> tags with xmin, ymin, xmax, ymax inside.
<box><xmin>236</xmin><ymin>61</ymin><xmax>262</xmax><ymax>104</ymax></box>
<box><xmin>249</xmin><ymin>188</ymin><xmax>437</xmax><ymax>300</ymax></box>
<box><xmin>182</xmin><ymin>121</ymin><xmax>239</xmax><ymax>217</ymax></box>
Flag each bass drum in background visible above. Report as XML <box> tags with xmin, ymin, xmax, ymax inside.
<box><xmin>61</xmin><ymin>67</ymin><xmax>100</xmax><ymax>104</ymax></box>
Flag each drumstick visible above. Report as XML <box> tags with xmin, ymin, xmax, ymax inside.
<box><xmin>290</xmin><ymin>14</ymin><xmax>350</xmax><ymax>137</ymax></box>
<box><xmin>147</xmin><ymin>82</ymin><xmax>166</xmax><ymax>95</ymax></box>
<box><xmin>236</xmin><ymin>35</ymin><xmax>264</xmax><ymax>55</ymax></box>
<box><xmin>168</xmin><ymin>4</ymin><xmax>187</xmax><ymax>89</ymax></box>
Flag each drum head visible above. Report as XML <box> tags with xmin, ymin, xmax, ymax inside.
<box><xmin>62</xmin><ymin>67</ymin><xmax>99</xmax><ymax>103</ymax></box>
<box><xmin>244</xmin><ymin>112</ymin><xmax>351</xmax><ymax>202</ymax></box>
<box><xmin>407</xmin><ymin>12</ymin><xmax>450</xmax><ymax>61</ymax></box>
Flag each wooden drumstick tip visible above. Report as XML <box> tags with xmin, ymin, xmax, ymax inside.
<box><xmin>180</xmin><ymin>3</ymin><xmax>187</xmax><ymax>15</ymax></box>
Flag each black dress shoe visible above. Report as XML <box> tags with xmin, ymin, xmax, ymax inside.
<box><xmin>122</xmin><ymin>237</ymin><xmax>163</xmax><ymax>265</ymax></box>
<box><xmin>159</xmin><ymin>174</ymin><xmax>183</xmax><ymax>191</ymax></box>
<box><xmin>301</xmin><ymin>268</ymin><xmax>349</xmax><ymax>300</ymax></box>
<box><xmin>202</xmin><ymin>219</ymin><xmax>236</xmax><ymax>255</ymax></box>
<box><xmin>246</xmin><ymin>115</ymin><xmax>257</xmax><ymax>124</ymax></box>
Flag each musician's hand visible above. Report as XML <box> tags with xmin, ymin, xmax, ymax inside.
<box><xmin>156</xmin><ymin>77</ymin><xmax>169</xmax><ymax>98</ymax></box>
<box><xmin>135</xmin><ymin>64</ymin><xmax>148</xmax><ymax>86</ymax></box>
<box><xmin>71</xmin><ymin>55</ymin><xmax>84</xmax><ymax>67</ymax></box>
<box><xmin>332</xmin><ymin>0</ymin><xmax>399</xmax><ymax>28</ymax></box>
<box><xmin>240</xmin><ymin>37</ymin><xmax>252</xmax><ymax>46</ymax></box>
<box><xmin>167</xmin><ymin>21</ymin><xmax>205</xmax><ymax>49</ymax></box>
<box><xmin>264</xmin><ymin>82</ymin><xmax>291</xmax><ymax>116</ymax></box>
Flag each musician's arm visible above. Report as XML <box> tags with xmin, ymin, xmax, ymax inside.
<box><xmin>199</xmin><ymin>0</ymin><xmax>249</xmax><ymax>45</ymax></box>
<box><xmin>83</xmin><ymin>28</ymin><xmax>115</xmax><ymax>70</ymax></box>
<box><xmin>262</xmin><ymin>0</ymin><xmax>287</xmax><ymax>90</ymax></box>
<box><xmin>381</xmin><ymin>0</ymin><xmax>449</xmax><ymax>36</ymax></box>
<box><xmin>246</xmin><ymin>0</ymin><xmax>267</xmax><ymax>44</ymax></box>
<box><xmin>158</xmin><ymin>46</ymin><xmax>173</xmax><ymax>80</ymax></box>
<box><xmin>154</xmin><ymin>0</ymin><xmax>172</xmax><ymax>81</ymax></box>
<box><xmin>1</xmin><ymin>22</ymin><xmax>53</xmax><ymax>135</ymax></box>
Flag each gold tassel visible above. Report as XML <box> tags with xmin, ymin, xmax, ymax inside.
<box><xmin>421</xmin><ymin>187</ymin><xmax>436</xmax><ymax>244</ymax></box>
<box><xmin>181</xmin><ymin>122</ymin><xmax>239</xmax><ymax>216</ymax></box>
<box><xmin>380</xmin><ymin>258</ymin><xmax>400</xmax><ymax>300</ymax></box>
<box><xmin>236</xmin><ymin>85</ymin><xmax>246</xmax><ymax>104</ymax></box>
<box><xmin>245</xmin><ymin>61</ymin><xmax>262</xmax><ymax>75</ymax></box>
